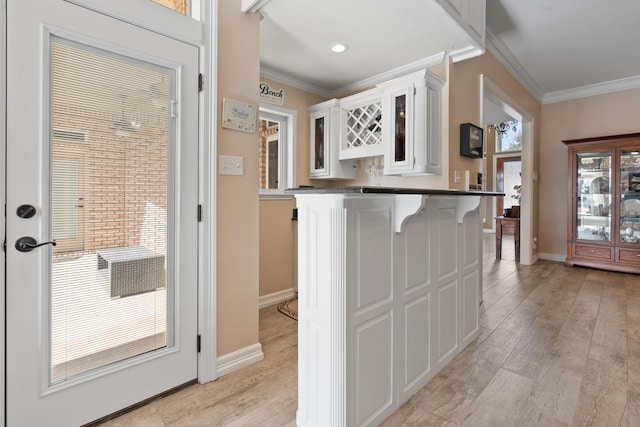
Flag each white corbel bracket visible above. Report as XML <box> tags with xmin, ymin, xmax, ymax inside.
<box><xmin>457</xmin><ymin>196</ymin><xmax>481</xmax><ymax>223</ymax></box>
<box><xmin>395</xmin><ymin>195</ymin><xmax>427</xmax><ymax>232</ymax></box>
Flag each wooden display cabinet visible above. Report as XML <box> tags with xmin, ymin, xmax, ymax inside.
<box><xmin>564</xmin><ymin>133</ymin><xmax>640</xmax><ymax>273</ymax></box>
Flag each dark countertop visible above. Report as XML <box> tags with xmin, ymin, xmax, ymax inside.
<box><xmin>286</xmin><ymin>186</ymin><xmax>504</xmax><ymax>197</ymax></box>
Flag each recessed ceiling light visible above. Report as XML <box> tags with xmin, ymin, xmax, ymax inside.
<box><xmin>330</xmin><ymin>43</ymin><xmax>349</xmax><ymax>54</ymax></box>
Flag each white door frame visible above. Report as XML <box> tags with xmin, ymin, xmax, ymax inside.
<box><xmin>0</xmin><ymin>2</ymin><xmax>7</xmax><ymax>425</ymax></box>
<box><xmin>480</xmin><ymin>75</ymin><xmax>536</xmax><ymax>265</ymax></box>
<box><xmin>198</xmin><ymin>0</ymin><xmax>218</xmax><ymax>385</ymax></box>
<box><xmin>0</xmin><ymin>0</ymin><xmax>218</xmax><ymax>424</ymax></box>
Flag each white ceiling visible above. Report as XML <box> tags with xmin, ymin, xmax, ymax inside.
<box><xmin>256</xmin><ymin>0</ymin><xmax>640</xmax><ymax>104</ymax></box>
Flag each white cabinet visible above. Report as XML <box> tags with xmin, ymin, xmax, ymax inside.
<box><xmin>338</xmin><ymin>89</ymin><xmax>385</xmax><ymax>160</ymax></box>
<box><xmin>307</xmin><ymin>70</ymin><xmax>444</xmax><ymax>180</ymax></box>
<box><xmin>441</xmin><ymin>0</ymin><xmax>486</xmax><ymax>61</ymax></box>
<box><xmin>308</xmin><ymin>99</ymin><xmax>356</xmax><ymax>180</ymax></box>
<box><xmin>381</xmin><ymin>70</ymin><xmax>445</xmax><ymax>176</ymax></box>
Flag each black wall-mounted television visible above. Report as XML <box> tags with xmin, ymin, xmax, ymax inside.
<box><xmin>460</xmin><ymin>123</ymin><xmax>484</xmax><ymax>158</ymax></box>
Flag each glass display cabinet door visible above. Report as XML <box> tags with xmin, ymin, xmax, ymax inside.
<box><xmin>309</xmin><ymin>110</ymin><xmax>328</xmax><ymax>177</ymax></box>
<box><xmin>384</xmin><ymin>84</ymin><xmax>415</xmax><ymax>175</ymax></box>
<box><xmin>393</xmin><ymin>93</ymin><xmax>407</xmax><ymax>162</ymax></box>
<box><xmin>619</xmin><ymin>149</ymin><xmax>640</xmax><ymax>244</ymax></box>
<box><xmin>314</xmin><ymin>116</ymin><xmax>325</xmax><ymax>171</ymax></box>
<box><xmin>576</xmin><ymin>151</ymin><xmax>611</xmax><ymax>242</ymax></box>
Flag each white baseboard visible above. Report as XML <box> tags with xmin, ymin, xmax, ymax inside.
<box><xmin>259</xmin><ymin>287</ymin><xmax>296</xmax><ymax>309</ymax></box>
<box><xmin>538</xmin><ymin>252</ymin><xmax>566</xmax><ymax>262</ymax></box>
<box><xmin>216</xmin><ymin>343</ymin><xmax>264</xmax><ymax>377</ymax></box>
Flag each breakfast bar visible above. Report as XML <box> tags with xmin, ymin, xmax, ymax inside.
<box><xmin>288</xmin><ymin>187</ymin><xmax>502</xmax><ymax>427</ymax></box>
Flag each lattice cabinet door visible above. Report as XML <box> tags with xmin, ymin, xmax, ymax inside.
<box><xmin>339</xmin><ymin>89</ymin><xmax>385</xmax><ymax>160</ymax></box>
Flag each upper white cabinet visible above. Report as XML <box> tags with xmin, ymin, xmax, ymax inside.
<box><xmin>308</xmin><ymin>99</ymin><xmax>357</xmax><ymax>180</ymax></box>
<box><xmin>380</xmin><ymin>70</ymin><xmax>445</xmax><ymax>176</ymax></box>
<box><xmin>440</xmin><ymin>0</ymin><xmax>486</xmax><ymax>61</ymax></box>
<box><xmin>307</xmin><ymin>70</ymin><xmax>445</xmax><ymax>179</ymax></box>
<box><xmin>339</xmin><ymin>89</ymin><xmax>385</xmax><ymax>160</ymax></box>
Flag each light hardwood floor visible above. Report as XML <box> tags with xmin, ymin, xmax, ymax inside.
<box><xmin>101</xmin><ymin>234</ymin><xmax>640</xmax><ymax>426</ymax></box>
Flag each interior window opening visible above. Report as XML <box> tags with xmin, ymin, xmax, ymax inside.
<box><xmin>258</xmin><ymin>106</ymin><xmax>296</xmax><ymax>197</ymax></box>
<box><xmin>493</xmin><ymin>119</ymin><xmax>522</xmax><ymax>152</ymax></box>
<box><xmin>260</xmin><ymin>120</ymin><xmax>280</xmax><ymax>190</ymax></box>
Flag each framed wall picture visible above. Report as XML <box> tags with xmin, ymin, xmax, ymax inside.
<box><xmin>222</xmin><ymin>98</ymin><xmax>256</xmax><ymax>133</ymax></box>
<box><xmin>460</xmin><ymin>123</ymin><xmax>483</xmax><ymax>158</ymax></box>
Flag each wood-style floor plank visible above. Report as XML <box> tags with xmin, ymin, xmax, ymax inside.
<box><xmin>457</xmin><ymin>369</ymin><xmax>568</xmax><ymax>427</ymax></box>
<box><xmin>526</xmin><ymin>333</ymin><xmax>590</xmax><ymax>423</ymax></box>
<box><xmin>100</xmin><ymin>235</ymin><xmax>640</xmax><ymax>426</ymax></box>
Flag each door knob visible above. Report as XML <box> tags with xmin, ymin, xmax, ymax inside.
<box><xmin>15</xmin><ymin>237</ymin><xmax>57</xmax><ymax>253</ymax></box>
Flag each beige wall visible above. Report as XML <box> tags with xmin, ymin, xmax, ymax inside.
<box><xmin>217</xmin><ymin>0</ymin><xmax>261</xmax><ymax>356</ymax></box>
<box><xmin>447</xmin><ymin>53</ymin><xmax>541</xmax><ymax>250</ymax></box>
<box><xmin>539</xmin><ymin>87</ymin><xmax>640</xmax><ymax>258</ymax></box>
<box><xmin>259</xmin><ymin>199</ymin><xmax>296</xmax><ymax>296</ymax></box>
<box><xmin>448</xmin><ymin>52</ymin><xmax>541</xmax><ymax>189</ymax></box>
<box><xmin>258</xmin><ymin>78</ymin><xmax>326</xmax><ymax>298</ymax></box>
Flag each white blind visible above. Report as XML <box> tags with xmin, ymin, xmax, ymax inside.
<box><xmin>50</xmin><ymin>39</ymin><xmax>172</xmax><ymax>384</ymax></box>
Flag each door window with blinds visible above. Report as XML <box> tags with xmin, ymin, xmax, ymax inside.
<box><xmin>50</xmin><ymin>38</ymin><xmax>174</xmax><ymax>384</ymax></box>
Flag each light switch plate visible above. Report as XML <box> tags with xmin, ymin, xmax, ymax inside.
<box><xmin>219</xmin><ymin>155</ymin><xmax>244</xmax><ymax>176</ymax></box>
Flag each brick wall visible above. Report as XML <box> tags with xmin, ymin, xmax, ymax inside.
<box><xmin>258</xmin><ymin>119</ymin><xmax>279</xmax><ymax>189</ymax></box>
<box><xmin>258</xmin><ymin>119</ymin><xmax>267</xmax><ymax>189</ymax></box>
<box><xmin>53</xmin><ymin>104</ymin><xmax>168</xmax><ymax>256</ymax></box>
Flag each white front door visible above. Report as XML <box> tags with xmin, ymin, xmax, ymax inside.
<box><xmin>6</xmin><ymin>1</ymin><xmax>199</xmax><ymax>425</ymax></box>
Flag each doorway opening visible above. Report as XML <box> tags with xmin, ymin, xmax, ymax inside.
<box><xmin>481</xmin><ymin>75</ymin><xmax>535</xmax><ymax>265</ymax></box>
<box><xmin>496</xmin><ymin>156</ymin><xmax>521</xmax><ymax>234</ymax></box>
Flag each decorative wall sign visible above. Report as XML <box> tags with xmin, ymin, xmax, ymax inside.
<box><xmin>259</xmin><ymin>81</ymin><xmax>284</xmax><ymax>106</ymax></box>
<box><xmin>222</xmin><ymin>98</ymin><xmax>256</xmax><ymax>133</ymax></box>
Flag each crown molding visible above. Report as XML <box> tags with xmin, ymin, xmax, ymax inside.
<box><xmin>329</xmin><ymin>52</ymin><xmax>446</xmax><ymax>98</ymax></box>
<box><xmin>542</xmin><ymin>74</ymin><xmax>640</xmax><ymax>104</ymax></box>
<box><xmin>485</xmin><ymin>27</ymin><xmax>543</xmax><ymax>104</ymax></box>
<box><xmin>487</xmin><ymin>26</ymin><xmax>640</xmax><ymax>105</ymax></box>
<box><xmin>261</xmin><ymin>52</ymin><xmax>446</xmax><ymax>99</ymax></box>
<box><xmin>449</xmin><ymin>45</ymin><xmax>485</xmax><ymax>63</ymax></box>
<box><xmin>260</xmin><ymin>67</ymin><xmax>333</xmax><ymax>98</ymax></box>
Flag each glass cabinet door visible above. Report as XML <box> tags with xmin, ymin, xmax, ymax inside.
<box><xmin>393</xmin><ymin>93</ymin><xmax>407</xmax><ymax>162</ymax></box>
<box><xmin>309</xmin><ymin>109</ymin><xmax>328</xmax><ymax>178</ymax></box>
<box><xmin>384</xmin><ymin>84</ymin><xmax>414</xmax><ymax>175</ymax></box>
<box><xmin>313</xmin><ymin>115</ymin><xmax>325</xmax><ymax>171</ymax></box>
<box><xmin>619</xmin><ymin>149</ymin><xmax>640</xmax><ymax>244</ymax></box>
<box><xmin>576</xmin><ymin>151</ymin><xmax>611</xmax><ymax>241</ymax></box>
